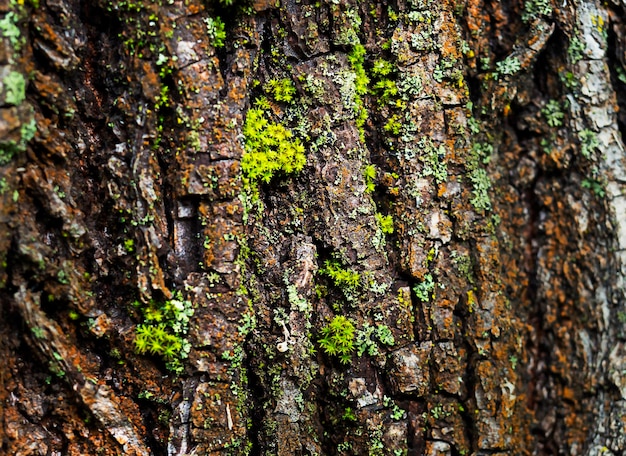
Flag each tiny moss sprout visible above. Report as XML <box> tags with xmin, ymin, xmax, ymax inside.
<box><xmin>343</xmin><ymin>407</ymin><xmax>357</xmax><ymax>422</ymax></box>
<box><xmin>384</xmin><ymin>114</ymin><xmax>402</xmax><ymax>135</ymax></box>
<box><xmin>318</xmin><ymin>315</ymin><xmax>355</xmax><ymax>364</ymax></box>
<box><xmin>375</xmin><ymin>213</ymin><xmax>394</xmax><ymax>234</ymax></box>
<box><xmin>266</xmin><ymin>78</ymin><xmax>296</xmax><ymax>103</ymax></box>
<box><xmin>371</xmin><ymin>58</ymin><xmax>394</xmax><ymax>77</ymax></box>
<box><xmin>369</xmin><ymin>57</ymin><xmax>399</xmax><ymax>106</ymax></box>
<box><xmin>319</xmin><ymin>259</ymin><xmax>361</xmax><ymax>292</ymax></box>
<box><xmin>364</xmin><ymin>164</ymin><xmax>376</xmax><ymax>193</ymax></box>
<box><xmin>123</xmin><ymin>238</ymin><xmax>135</xmax><ymax>253</ymax></box>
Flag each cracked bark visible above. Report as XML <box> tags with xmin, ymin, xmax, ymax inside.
<box><xmin>2</xmin><ymin>0</ymin><xmax>626</xmax><ymax>455</ymax></box>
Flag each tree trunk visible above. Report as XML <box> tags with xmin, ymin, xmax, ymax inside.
<box><xmin>2</xmin><ymin>0</ymin><xmax>626</xmax><ymax>454</ymax></box>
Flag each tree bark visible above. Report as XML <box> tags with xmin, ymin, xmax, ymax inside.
<box><xmin>2</xmin><ymin>0</ymin><xmax>626</xmax><ymax>454</ymax></box>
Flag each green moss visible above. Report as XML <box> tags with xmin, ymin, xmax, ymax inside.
<box><xmin>266</xmin><ymin>78</ymin><xmax>296</xmax><ymax>103</ymax></box>
<box><xmin>368</xmin><ymin>58</ymin><xmax>401</xmax><ymax>106</ymax></box>
<box><xmin>204</xmin><ymin>17</ymin><xmax>226</xmax><ymax>48</ymax></box>
<box><xmin>371</xmin><ymin>58</ymin><xmax>394</xmax><ymax>78</ymax></box>
<box><xmin>124</xmin><ymin>238</ymin><xmax>135</xmax><ymax>253</ymax></box>
<box><xmin>387</xmin><ymin>6</ymin><xmax>399</xmax><ymax>21</ymax></box>
<box><xmin>241</xmin><ymin>108</ymin><xmax>306</xmax><ymax>184</ymax></box>
<box><xmin>135</xmin><ymin>324</ymin><xmax>184</xmax><ymax>359</ymax></box>
<box><xmin>318</xmin><ymin>315</ymin><xmax>355</xmax><ymax>364</ymax></box>
<box><xmin>133</xmin><ymin>291</ymin><xmax>194</xmax><ymax>374</ymax></box>
<box><xmin>375</xmin><ymin>213</ymin><xmax>394</xmax><ymax>234</ymax></box>
<box><xmin>347</xmin><ymin>44</ymin><xmax>369</xmax><ymax>138</ymax></box>
<box><xmin>364</xmin><ymin>164</ymin><xmax>376</xmax><ymax>193</ymax></box>
<box><xmin>319</xmin><ymin>259</ymin><xmax>361</xmax><ymax>292</ymax></box>
<box><xmin>383</xmin><ymin>114</ymin><xmax>402</xmax><ymax>135</ymax></box>
<box><xmin>373</xmin><ymin>78</ymin><xmax>399</xmax><ymax>105</ymax></box>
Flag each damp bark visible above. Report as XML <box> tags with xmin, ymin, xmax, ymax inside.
<box><xmin>2</xmin><ymin>0</ymin><xmax>626</xmax><ymax>455</ymax></box>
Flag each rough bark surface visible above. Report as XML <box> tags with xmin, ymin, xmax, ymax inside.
<box><xmin>2</xmin><ymin>0</ymin><xmax>626</xmax><ymax>455</ymax></box>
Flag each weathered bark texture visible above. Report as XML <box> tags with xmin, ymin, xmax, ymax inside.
<box><xmin>3</xmin><ymin>0</ymin><xmax>626</xmax><ymax>454</ymax></box>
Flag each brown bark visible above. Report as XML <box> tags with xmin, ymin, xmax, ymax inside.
<box><xmin>2</xmin><ymin>0</ymin><xmax>626</xmax><ymax>454</ymax></box>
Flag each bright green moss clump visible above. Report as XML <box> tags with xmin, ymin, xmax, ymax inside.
<box><xmin>319</xmin><ymin>259</ymin><xmax>361</xmax><ymax>291</ymax></box>
<box><xmin>347</xmin><ymin>44</ymin><xmax>369</xmax><ymax>139</ymax></box>
<box><xmin>266</xmin><ymin>78</ymin><xmax>296</xmax><ymax>103</ymax></box>
<box><xmin>375</xmin><ymin>213</ymin><xmax>394</xmax><ymax>234</ymax></box>
<box><xmin>242</xmin><ymin>108</ymin><xmax>306</xmax><ymax>184</ymax></box>
<box><xmin>318</xmin><ymin>315</ymin><xmax>355</xmax><ymax>364</ymax></box>
<box><xmin>363</xmin><ymin>164</ymin><xmax>376</xmax><ymax>193</ymax></box>
<box><xmin>133</xmin><ymin>291</ymin><xmax>194</xmax><ymax>374</ymax></box>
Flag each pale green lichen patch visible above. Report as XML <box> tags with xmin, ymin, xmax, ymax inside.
<box><xmin>3</xmin><ymin>70</ymin><xmax>25</xmax><ymax>105</ymax></box>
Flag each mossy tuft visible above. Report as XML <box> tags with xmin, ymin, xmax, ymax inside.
<box><xmin>241</xmin><ymin>108</ymin><xmax>306</xmax><ymax>184</ymax></box>
<box><xmin>318</xmin><ymin>315</ymin><xmax>355</xmax><ymax>364</ymax></box>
